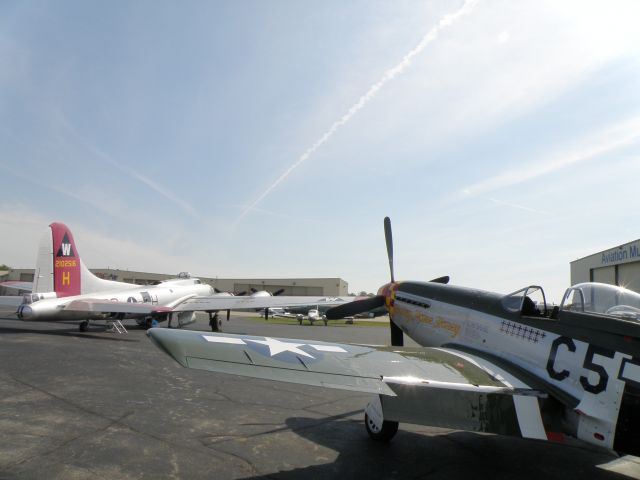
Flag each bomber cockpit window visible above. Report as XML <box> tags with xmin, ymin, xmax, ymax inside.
<box><xmin>561</xmin><ymin>282</ymin><xmax>640</xmax><ymax>321</ymax></box>
<box><xmin>501</xmin><ymin>286</ymin><xmax>547</xmax><ymax>317</ymax></box>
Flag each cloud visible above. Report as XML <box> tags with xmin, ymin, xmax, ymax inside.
<box><xmin>234</xmin><ymin>0</ymin><xmax>479</xmax><ymax>225</ymax></box>
<box><xmin>460</xmin><ymin>116</ymin><xmax>640</xmax><ymax>197</ymax></box>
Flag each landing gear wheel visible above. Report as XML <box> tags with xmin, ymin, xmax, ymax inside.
<box><xmin>364</xmin><ymin>412</ymin><xmax>398</xmax><ymax>442</ymax></box>
<box><xmin>209</xmin><ymin>313</ymin><xmax>221</xmax><ymax>332</ymax></box>
<box><xmin>79</xmin><ymin>320</ymin><xmax>89</xmax><ymax>332</ymax></box>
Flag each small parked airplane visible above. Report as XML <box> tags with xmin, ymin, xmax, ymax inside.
<box><xmin>0</xmin><ymin>223</ymin><xmax>353</xmax><ymax>332</ymax></box>
<box><xmin>148</xmin><ymin>217</ymin><xmax>640</xmax><ymax>457</ymax></box>
<box><xmin>275</xmin><ymin>307</ymin><xmax>327</xmax><ymax>325</ymax></box>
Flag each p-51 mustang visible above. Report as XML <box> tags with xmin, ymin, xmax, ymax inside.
<box><xmin>0</xmin><ymin>223</ymin><xmax>354</xmax><ymax>332</ymax></box>
<box><xmin>148</xmin><ymin>217</ymin><xmax>639</xmax><ymax>457</ymax></box>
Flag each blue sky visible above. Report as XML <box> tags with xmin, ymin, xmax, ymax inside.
<box><xmin>1</xmin><ymin>0</ymin><xmax>639</xmax><ymax>301</ymax></box>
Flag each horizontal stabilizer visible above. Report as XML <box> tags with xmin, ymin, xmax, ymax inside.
<box><xmin>0</xmin><ymin>296</ymin><xmax>23</xmax><ymax>309</ymax></box>
<box><xmin>0</xmin><ymin>281</ymin><xmax>33</xmax><ymax>292</ymax></box>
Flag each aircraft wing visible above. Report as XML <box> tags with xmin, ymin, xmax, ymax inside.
<box><xmin>272</xmin><ymin>312</ymin><xmax>300</xmax><ymax>319</ymax></box>
<box><xmin>148</xmin><ymin>329</ymin><xmax>551</xmax><ymax>438</ymax></box>
<box><xmin>63</xmin><ymin>299</ymin><xmax>172</xmax><ymax>315</ymax></box>
<box><xmin>172</xmin><ymin>295</ymin><xmax>354</xmax><ymax>312</ymax></box>
<box><xmin>0</xmin><ymin>281</ymin><xmax>33</xmax><ymax>292</ymax></box>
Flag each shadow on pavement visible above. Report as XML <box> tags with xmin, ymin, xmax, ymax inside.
<box><xmin>241</xmin><ymin>415</ymin><xmax>629</xmax><ymax>480</ymax></box>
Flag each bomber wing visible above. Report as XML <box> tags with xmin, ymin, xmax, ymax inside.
<box><xmin>63</xmin><ymin>299</ymin><xmax>173</xmax><ymax>315</ymax></box>
<box><xmin>172</xmin><ymin>295</ymin><xmax>354</xmax><ymax>312</ymax></box>
<box><xmin>148</xmin><ymin>329</ymin><xmax>553</xmax><ymax>439</ymax></box>
<box><xmin>61</xmin><ymin>295</ymin><xmax>352</xmax><ymax>317</ymax></box>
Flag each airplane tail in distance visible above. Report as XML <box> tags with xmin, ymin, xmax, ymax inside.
<box><xmin>50</xmin><ymin>222</ymin><xmax>82</xmax><ymax>297</ymax></box>
<box><xmin>33</xmin><ymin>222</ymin><xmax>130</xmax><ymax>297</ymax></box>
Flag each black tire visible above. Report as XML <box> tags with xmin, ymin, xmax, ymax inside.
<box><xmin>210</xmin><ymin>318</ymin><xmax>221</xmax><ymax>332</ymax></box>
<box><xmin>79</xmin><ymin>321</ymin><xmax>89</xmax><ymax>332</ymax></box>
<box><xmin>364</xmin><ymin>412</ymin><xmax>398</xmax><ymax>442</ymax></box>
<box><xmin>209</xmin><ymin>313</ymin><xmax>221</xmax><ymax>332</ymax></box>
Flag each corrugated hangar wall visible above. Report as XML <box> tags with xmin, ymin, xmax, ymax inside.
<box><xmin>0</xmin><ymin>268</ymin><xmax>349</xmax><ymax>297</ymax></box>
<box><xmin>571</xmin><ymin>239</ymin><xmax>640</xmax><ymax>292</ymax></box>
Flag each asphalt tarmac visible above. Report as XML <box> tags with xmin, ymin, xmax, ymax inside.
<box><xmin>1</xmin><ymin>314</ymin><xmax>639</xmax><ymax>480</ymax></box>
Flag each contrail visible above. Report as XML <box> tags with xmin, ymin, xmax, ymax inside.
<box><xmin>235</xmin><ymin>0</ymin><xmax>479</xmax><ymax>224</ymax></box>
<box><xmin>58</xmin><ymin>115</ymin><xmax>200</xmax><ymax>218</ymax></box>
<box><xmin>460</xmin><ymin>115</ymin><xmax>640</xmax><ymax>197</ymax></box>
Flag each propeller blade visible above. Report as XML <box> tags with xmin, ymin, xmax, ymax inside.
<box><xmin>429</xmin><ymin>276</ymin><xmax>449</xmax><ymax>284</ymax></box>
<box><xmin>250</xmin><ymin>288</ymin><xmax>258</xmax><ymax>294</ymax></box>
<box><xmin>214</xmin><ymin>288</ymin><xmax>222</xmax><ymax>294</ymax></box>
<box><xmin>384</xmin><ymin>217</ymin><xmax>402</xmax><ymax>346</ymax></box>
<box><xmin>273</xmin><ymin>288</ymin><xmax>285</xmax><ymax>296</ymax></box>
<box><xmin>265</xmin><ymin>307</ymin><xmax>269</xmax><ymax>320</ymax></box>
<box><xmin>226</xmin><ymin>309</ymin><xmax>231</xmax><ymax>321</ymax></box>
<box><xmin>390</xmin><ymin>319</ymin><xmax>404</xmax><ymax>346</ymax></box>
<box><xmin>325</xmin><ymin>296</ymin><xmax>385</xmax><ymax>320</ymax></box>
<box><xmin>236</xmin><ymin>291</ymin><xmax>246</xmax><ymax>296</ymax></box>
<box><xmin>384</xmin><ymin>217</ymin><xmax>394</xmax><ymax>283</ymax></box>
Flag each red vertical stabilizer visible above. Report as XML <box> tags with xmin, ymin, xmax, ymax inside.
<box><xmin>50</xmin><ymin>222</ymin><xmax>81</xmax><ymax>297</ymax></box>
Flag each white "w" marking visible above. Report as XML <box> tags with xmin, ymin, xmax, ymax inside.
<box><xmin>61</xmin><ymin>243</ymin><xmax>71</xmax><ymax>256</ymax></box>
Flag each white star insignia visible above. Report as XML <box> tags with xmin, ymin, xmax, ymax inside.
<box><xmin>248</xmin><ymin>337</ymin><xmax>315</xmax><ymax>359</ymax></box>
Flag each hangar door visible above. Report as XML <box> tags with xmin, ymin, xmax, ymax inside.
<box><xmin>618</xmin><ymin>262</ymin><xmax>640</xmax><ymax>292</ymax></box>
<box><xmin>591</xmin><ymin>266</ymin><xmax>615</xmax><ymax>285</ymax></box>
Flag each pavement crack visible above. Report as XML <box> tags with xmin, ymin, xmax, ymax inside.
<box><xmin>202</xmin><ymin>445</ymin><xmax>261</xmax><ymax>476</ymax></box>
<box><xmin>8</xmin><ymin>411</ymin><xmax>134</xmax><ymax>468</ymax></box>
<box><xmin>4</xmin><ymin>375</ymin><xmax>247</xmax><ymax>469</ymax></box>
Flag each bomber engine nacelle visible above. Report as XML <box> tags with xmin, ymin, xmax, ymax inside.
<box><xmin>174</xmin><ymin>311</ymin><xmax>197</xmax><ymax>328</ymax></box>
<box><xmin>17</xmin><ymin>292</ymin><xmax>59</xmax><ymax>319</ymax></box>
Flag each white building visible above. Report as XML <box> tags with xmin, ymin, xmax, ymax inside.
<box><xmin>571</xmin><ymin>239</ymin><xmax>640</xmax><ymax>292</ymax></box>
<box><xmin>0</xmin><ymin>268</ymin><xmax>349</xmax><ymax>297</ymax></box>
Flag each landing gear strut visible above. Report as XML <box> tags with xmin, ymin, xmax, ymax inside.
<box><xmin>79</xmin><ymin>320</ymin><xmax>89</xmax><ymax>332</ymax></box>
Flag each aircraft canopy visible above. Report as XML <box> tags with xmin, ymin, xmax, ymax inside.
<box><xmin>561</xmin><ymin>282</ymin><xmax>640</xmax><ymax>321</ymax></box>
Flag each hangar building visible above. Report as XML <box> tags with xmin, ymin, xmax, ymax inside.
<box><xmin>0</xmin><ymin>268</ymin><xmax>348</xmax><ymax>297</ymax></box>
<box><xmin>571</xmin><ymin>238</ymin><xmax>640</xmax><ymax>292</ymax></box>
